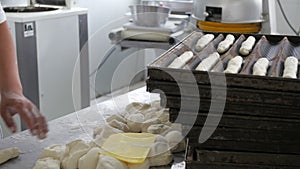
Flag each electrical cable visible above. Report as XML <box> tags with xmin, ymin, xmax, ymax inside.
<box><xmin>277</xmin><ymin>0</ymin><xmax>300</xmax><ymax>36</ymax></box>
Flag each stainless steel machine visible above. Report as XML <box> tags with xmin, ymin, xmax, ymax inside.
<box><xmin>192</xmin><ymin>0</ymin><xmax>269</xmax><ymax>33</ymax></box>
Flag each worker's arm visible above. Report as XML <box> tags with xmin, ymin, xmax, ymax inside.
<box><xmin>0</xmin><ymin>21</ymin><xmax>48</xmax><ymax>139</ymax></box>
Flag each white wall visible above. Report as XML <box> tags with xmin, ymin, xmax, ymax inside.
<box><xmin>274</xmin><ymin>0</ymin><xmax>300</xmax><ymax>35</ymax></box>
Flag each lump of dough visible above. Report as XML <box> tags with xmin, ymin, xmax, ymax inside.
<box><xmin>106</xmin><ymin>114</ymin><xmax>127</xmax><ymax>124</ymax></box>
<box><xmin>283</xmin><ymin>56</ymin><xmax>298</xmax><ymax>78</ymax></box>
<box><xmin>93</xmin><ymin>124</ymin><xmax>124</xmax><ymax>139</ymax></box>
<box><xmin>148</xmin><ymin>151</ymin><xmax>173</xmax><ymax>167</ymax></box>
<box><xmin>165</xmin><ymin>131</ymin><xmax>184</xmax><ymax>151</ymax></box>
<box><xmin>147</xmin><ymin>124</ymin><xmax>171</xmax><ymax>135</ymax></box>
<box><xmin>195</xmin><ymin>52</ymin><xmax>220</xmax><ymax>71</ymax></box>
<box><xmin>155</xmin><ymin>135</ymin><xmax>168</xmax><ymax>144</ymax></box>
<box><xmin>61</xmin><ymin>140</ymin><xmax>90</xmax><ymax>169</ymax></box>
<box><xmin>39</xmin><ymin>144</ymin><xmax>66</xmax><ymax>161</ymax></box>
<box><xmin>195</xmin><ymin>34</ymin><xmax>215</xmax><ymax>52</ymax></box>
<box><xmin>168</xmin><ymin>51</ymin><xmax>194</xmax><ymax>69</ymax></box>
<box><xmin>128</xmin><ymin>159</ymin><xmax>150</xmax><ymax>169</ymax></box>
<box><xmin>144</xmin><ymin>109</ymin><xmax>169</xmax><ymax>123</ymax></box>
<box><xmin>33</xmin><ymin>157</ymin><xmax>60</xmax><ymax>169</ymax></box>
<box><xmin>96</xmin><ymin>154</ymin><xmax>128</xmax><ymax>169</ymax></box>
<box><xmin>78</xmin><ymin>147</ymin><xmax>100</xmax><ymax>169</ymax></box>
<box><xmin>239</xmin><ymin>36</ymin><xmax>256</xmax><ymax>55</ymax></box>
<box><xmin>141</xmin><ymin>118</ymin><xmax>161</xmax><ymax>132</ymax></box>
<box><xmin>108</xmin><ymin>119</ymin><xmax>130</xmax><ymax>132</ymax></box>
<box><xmin>125</xmin><ymin>102</ymin><xmax>151</xmax><ymax>115</ymax></box>
<box><xmin>224</xmin><ymin>56</ymin><xmax>243</xmax><ymax>74</ymax></box>
<box><xmin>217</xmin><ymin>34</ymin><xmax>235</xmax><ymax>53</ymax></box>
<box><xmin>127</xmin><ymin>113</ymin><xmax>145</xmax><ymax>133</ymax></box>
<box><xmin>253</xmin><ymin>58</ymin><xmax>269</xmax><ymax>76</ymax></box>
<box><xmin>0</xmin><ymin>147</ymin><xmax>21</xmax><ymax>165</ymax></box>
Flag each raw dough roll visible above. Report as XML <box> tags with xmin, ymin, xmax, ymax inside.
<box><xmin>0</xmin><ymin>147</ymin><xmax>21</xmax><ymax>165</ymax></box>
<box><xmin>39</xmin><ymin>144</ymin><xmax>66</xmax><ymax>161</ymax></box>
<box><xmin>253</xmin><ymin>58</ymin><xmax>269</xmax><ymax>76</ymax></box>
<box><xmin>61</xmin><ymin>140</ymin><xmax>91</xmax><ymax>169</ymax></box>
<box><xmin>195</xmin><ymin>34</ymin><xmax>215</xmax><ymax>52</ymax></box>
<box><xmin>239</xmin><ymin>36</ymin><xmax>256</xmax><ymax>55</ymax></box>
<box><xmin>96</xmin><ymin>154</ymin><xmax>128</xmax><ymax>169</ymax></box>
<box><xmin>283</xmin><ymin>56</ymin><xmax>298</xmax><ymax>78</ymax></box>
<box><xmin>195</xmin><ymin>52</ymin><xmax>220</xmax><ymax>71</ymax></box>
<box><xmin>224</xmin><ymin>56</ymin><xmax>243</xmax><ymax>74</ymax></box>
<box><xmin>217</xmin><ymin>34</ymin><xmax>235</xmax><ymax>53</ymax></box>
<box><xmin>168</xmin><ymin>51</ymin><xmax>194</xmax><ymax>69</ymax></box>
<box><xmin>78</xmin><ymin>147</ymin><xmax>101</xmax><ymax>169</ymax></box>
<box><xmin>33</xmin><ymin>157</ymin><xmax>60</xmax><ymax>169</ymax></box>
<box><xmin>127</xmin><ymin>113</ymin><xmax>145</xmax><ymax>133</ymax></box>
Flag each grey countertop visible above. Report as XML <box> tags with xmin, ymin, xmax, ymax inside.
<box><xmin>0</xmin><ymin>86</ymin><xmax>184</xmax><ymax>169</ymax></box>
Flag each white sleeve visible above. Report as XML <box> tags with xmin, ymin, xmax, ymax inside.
<box><xmin>0</xmin><ymin>4</ymin><xmax>7</xmax><ymax>24</ymax></box>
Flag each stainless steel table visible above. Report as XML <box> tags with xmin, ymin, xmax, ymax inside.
<box><xmin>0</xmin><ymin>86</ymin><xmax>183</xmax><ymax>169</ymax></box>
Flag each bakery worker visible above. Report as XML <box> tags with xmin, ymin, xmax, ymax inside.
<box><xmin>0</xmin><ymin>4</ymin><xmax>48</xmax><ymax>139</ymax></box>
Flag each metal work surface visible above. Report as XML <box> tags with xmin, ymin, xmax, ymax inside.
<box><xmin>0</xmin><ymin>86</ymin><xmax>182</xmax><ymax>169</ymax></box>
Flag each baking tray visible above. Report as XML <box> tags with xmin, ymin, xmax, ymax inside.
<box><xmin>168</xmin><ymin>109</ymin><xmax>300</xmax><ymax>132</ymax></box>
<box><xmin>185</xmin><ymin>145</ymin><xmax>300</xmax><ymax>169</ymax></box>
<box><xmin>147</xmin><ymin>80</ymin><xmax>300</xmax><ymax>107</ymax></box>
<box><xmin>160</xmin><ymin>95</ymin><xmax>300</xmax><ymax>119</ymax></box>
<box><xmin>147</xmin><ymin>31</ymin><xmax>300</xmax><ymax>92</ymax></box>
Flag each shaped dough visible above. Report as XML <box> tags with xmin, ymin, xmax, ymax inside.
<box><xmin>93</xmin><ymin>124</ymin><xmax>124</xmax><ymax>139</ymax></box>
<box><xmin>96</xmin><ymin>154</ymin><xmax>128</xmax><ymax>169</ymax></box>
<box><xmin>127</xmin><ymin>113</ymin><xmax>145</xmax><ymax>132</ymax></box>
<box><xmin>148</xmin><ymin>150</ymin><xmax>173</xmax><ymax>167</ymax></box>
<box><xmin>283</xmin><ymin>56</ymin><xmax>298</xmax><ymax>78</ymax></box>
<box><xmin>141</xmin><ymin>118</ymin><xmax>161</xmax><ymax>132</ymax></box>
<box><xmin>224</xmin><ymin>56</ymin><xmax>243</xmax><ymax>74</ymax></box>
<box><xmin>108</xmin><ymin>119</ymin><xmax>130</xmax><ymax>132</ymax></box>
<box><xmin>78</xmin><ymin>147</ymin><xmax>101</xmax><ymax>169</ymax></box>
<box><xmin>61</xmin><ymin>140</ymin><xmax>90</xmax><ymax>169</ymax></box>
<box><xmin>126</xmin><ymin>102</ymin><xmax>151</xmax><ymax>115</ymax></box>
<box><xmin>168</xmin><ymin>51</ymin><xmax>194</xmax><ymax>69</ymax></box>
<box><xmin>147</xmin><ymin>124</ymin><xmax>171</xmax><ymax>135</ymax></box>
<box><xmin>253</xmin><ymin>58</ymin><xmax>269</xmax><ymax>76</ymax></box>
<box><xmin>217</xmin><ymin>34</ymin><xmax>235</xmax><ymax>53</ymax></box>
<box><xmin>33</xmin><ymin>157</ymin><xmax>60</xmax><ymax>169</ymax></box>
<box><xmin>128</xmin><ymin>159</ymin><xmax>150</xmax><ymax>169</ymax></box>
<box><xmin>195</xmin><ymin>34</ymin><xmax>215</xmax><ymax>52</ymax></box>
<box><xmin>39</xmin><ymin>144</ymin><xmax>66</xmax><ymax>161</ymax></box>
<box><xmin>106</xmin><ymin>114</ymin><xmax>127</xmax><ymax>124</ymax></box>
<box><xmin>165</xmin><ymin>131</ymin><xmax>184</xmax><ymax>151</ymax></box>
<box><xmin>239</xmin><ymin>36</ymin><xmax>256</xmax><ymax>55</ymax></box>
<box><xmin>0</xmin><ymin>147</ymin><xmax>20</xmax><ymax>165</ymax></box>
<box><xmin>144</xmin><ymin>109</ymin><xmax>169</xmax><ymax>123</ymax></box>
<box><xmin>196</xmin><ymin>52</ymin><xmax>220</xmax><ymax>71</ymax></box>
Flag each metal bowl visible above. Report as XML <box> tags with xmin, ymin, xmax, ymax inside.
<box><xmin>129</xmin><ymin>5</ymin><xmax>171</xmax><ymax>27</ymax></box>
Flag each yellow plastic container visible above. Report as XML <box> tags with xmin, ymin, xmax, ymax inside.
<box><xmin>100</xmin><ymin>133</ymin><xmax>156</xmax><ymax>164</ymax></box>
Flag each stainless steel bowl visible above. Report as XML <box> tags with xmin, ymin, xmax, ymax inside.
<box><xmin>129</xmin><ymin>5</ymin><xmax>171</xmax><ymax>27</ymax></box>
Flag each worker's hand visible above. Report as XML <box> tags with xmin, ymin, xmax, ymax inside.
<box><xmin>0</xmin><ymin>92</ymin><xmax>48</xmax><ymax>139</ymax></box>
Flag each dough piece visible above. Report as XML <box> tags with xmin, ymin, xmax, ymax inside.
<box><xmin>0</xmin><ymin>147</ymin><xmax>21</xmax><ymax>165</ymax></box>
<box><xmin>283</xmin><ymin>56</ymin><xmax>298</xmax><ymax>78</ymax></box>
<box><xmin>224</xmin><ymin>56</ymin><xmax>243</xmax><ymax>74</ymax></box>
<box><xmin>93</xmin><ymin>124</ymin><xmax>124</xmax><ymax>139</ymax></box>
<box><xmin>217</xmin><ymin>34</ymin><xmax>235</xmax><ymax>53</ymax></box>
<box><xmin>128</xmin><ymin>159</ymin><xmax>150</xmax><ymax>169</ymax></box>
<box><xmin>125</xmin><ymin>102</ymin><xmax>151</xmax><ymax>115</ymax></box>
<box><xmin>148</xmin><ymin>151</ymin><xmax>173</xmax><ymax>167</ymax></box>
<box><xmin>155</xmin><ymin>135</ymin><xmax>168</xmax><ymax>144</ymax></box>
<box><xmin>253</xmin><ymin>58</ymin><xmax>269</xmax><ymax>76</ymax></box>
<box><xmin>168</xmin><ymin>51</ymin><xmax>194</xmax><ymax>69</ymax></box>
<box><xmin>127</xmin><ymin>113</ymin><xmax>145</xmax><ymax>132</ymax></box>
<box><xmin>108</xmin><ymin>119</ymin><xmax>130</xmax><ymax>132</ymax></box>
<box><xmin>141</xmin><ymin>118</ymin><xmax>161</xmax><ymax>132</ymax></box>
<box><xmin>165</xmin><ymin>131</ymin><xmax>184</xmax><ymax>151</ymax></box>
<box><xmin>33</xmin><ymin>157</ymin><xmax>60</xmax><ymax>169</ymax></box>
<box><xmin>195</xmin><ymin>52</ymin><xmax>220</xmax><ymax>71</ymax></box>
<box><xmin>144</xmin><ymin>109</ymin><xmax>169</xmax><ymax>123</ymax></box>
<box><xmin>96</xmin><ymin>154</ymin><xmax>128</xmax><ymax>169</ymax></box>
<box><xmin>78</xmin><ymin>147</ymin><xmax>101</xmax><ymax>169</ymax></box>
<box><xmin>239</xmin><ymin>36</ymin><xmax>256</xmax><ymax>55</ymax></box>
<box><xmin>195</xmin><ymin>34</ymin><xmax>215</xmax><ymax>52</ymax></box>
<box><xmin>61</xmin><ymin>140</ymin><xmax>91</xmax><ymax>169</ymax></box>
<box><xmin>39</xmin><ymin>144</ymin><xmax>66</xmax><ymax>161</ymax></box>
<box><xmin>106</xmin><ymin>114</ymin><xmax>127</xmax><ymax>124</ymax></box>
<box><xmin>147</xmin><ymin>124</ymin><xmax>171</xmax><ymax>135</ymax></box>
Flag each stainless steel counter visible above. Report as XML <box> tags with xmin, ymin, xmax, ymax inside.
<box><xmin>0</xmin><ymin>86</ymin><xmax>183</xmax><ymax>169</ymax></box>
